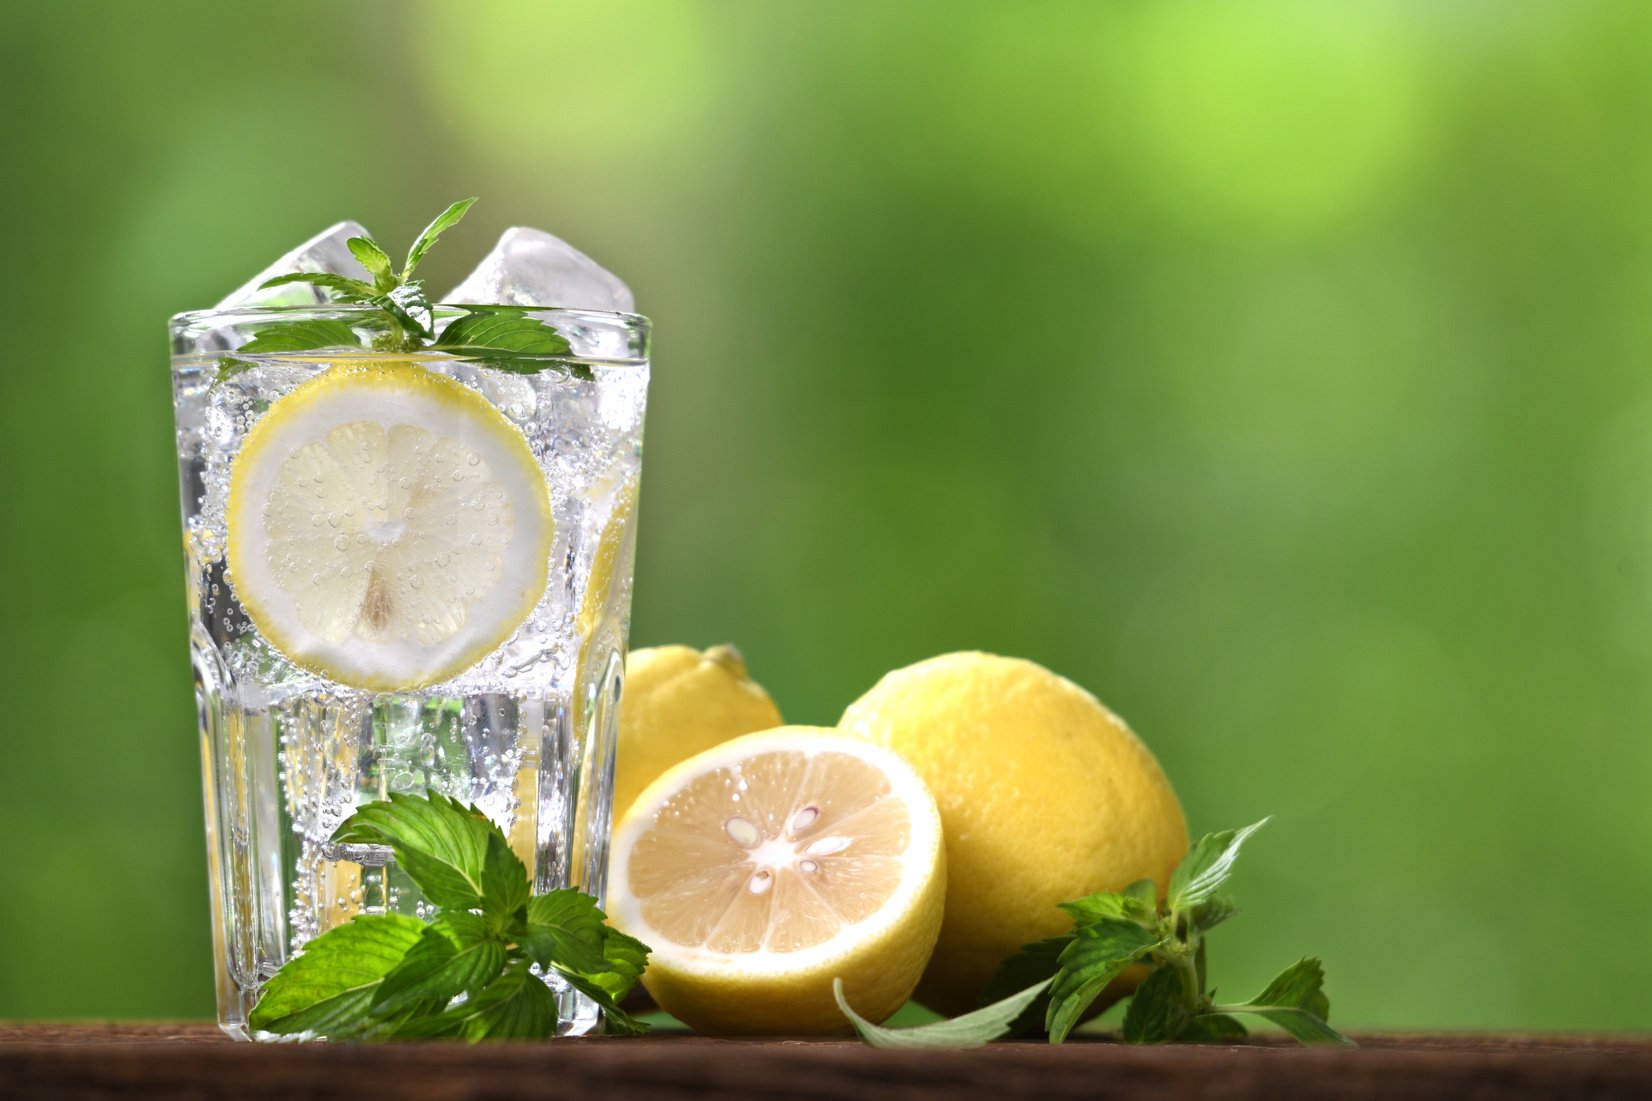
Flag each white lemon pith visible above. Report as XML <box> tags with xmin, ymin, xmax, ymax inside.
<box><xmin>226</xmin><ymin>359</ymin><xmax>553</xmax><ymax>691</ymax></box>
<box><xmin>609</xmin><ymin>727</ymin><xmax>946</xmax><ymax>1036</ymax></box>
<box><xmin>840</xmin><ymin>652</ymin><xmax>1188</xmax><ymax>1016</ymax></box>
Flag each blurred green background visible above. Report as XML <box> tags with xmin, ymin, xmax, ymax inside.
<box><xmin>2</xmin><ymin>0</ymin><xmax>1650</xmax><ymax>1030</ymax></box>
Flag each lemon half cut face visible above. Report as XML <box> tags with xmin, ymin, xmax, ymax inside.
<box><xmin>609</xmin><ymin>728</ymin><xmax>946</xmax><ymax>1035</ymax></box>
<box><xmin>225</xmin><ymin>359</ymin><xmax>553</xmax><ymax>691</ymax></box>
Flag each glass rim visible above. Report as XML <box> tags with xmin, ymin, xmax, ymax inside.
<box><xmin>170</xmin><ymin>302</ymin><xmax>650</xmax><ymax>330</ymax></box>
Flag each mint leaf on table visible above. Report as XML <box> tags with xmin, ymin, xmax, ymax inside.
<box><xmin>512</xmin><ymin>889</ymin><xmax>653</xmax><ymax>1036</ymax></box>
<box><xmin>554</xmin><ymin>969</ymin><xmax>652</xmax><ymax>1037</ymax></box>
<box><xmin>589</xmin><ymin>926</ymin><xmax>651</xmax><ymax>1001</ymax></box>
<box><xmin>976</xmin><ymin>935</ymin><xmax>1070</xmax><ymax>1035</ymax></box>
<box><xmin>1046</xmin><ymin>917</ymin><xmax>1162</xmax><ymax>1042</ymax></box>
<box><xmin>252</xmin><ymin>791</ymin><xmax>651</xmax><ymax>1041</ymax></box>
<box><xmin>514</xmin><ymin>889</ymin><xmax>612</xmax><ymax>976</ymax></box>
<box><xmin>459</xmin><ymin>962</ymin><xmax>561</xmax><ymax>1041</ymax></box>
<box><xmin>863</xmin><ymin>816</ymin><xmax>1349</xmax><ymax>1051</ymax></box>
<box><xmin>394</xmin><ymin>960</ymin><xmax>558</xmax><ymax>1042</ymax></box>
<box><xmin>247</xmin><ymin>913</ymin><xmax>426</xmax><ymax>1038</ymax></box>
<box><xmin>834</xmin><ymin>977</ymin><xmax>1053</xmax><ymax>1050</ymax></box>
<box><xmin>370</xmin><ymin>915</ymin><xmax>508</xmax><ymax>1018</ymax></box>
<box><xmin>1119</xmin><ymin>963</ymin><xmax>1188</xmax><ymax>1043</ymax></box>
<box><xmin>1179</xmin><ymin>1013</ymin><xmax>1249</xmax><ymax>1043</ymax></box>
<box><xmin>1214</xmin><ymin>958</ymin><xmax>1352</xmax><ymax>1046</ymax></box>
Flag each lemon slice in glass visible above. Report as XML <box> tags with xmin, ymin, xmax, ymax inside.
<box><xmin>609</xmin><ymin>727</ymin><xmax>946</xmax><ymax>1035</ymax></box>
<box><xmin>226</xmin><ymin>358</ymin><xmax>553</xmax><ymax>691</ymax></box>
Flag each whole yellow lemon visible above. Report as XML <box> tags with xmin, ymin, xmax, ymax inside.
<box><xmin>839</xmin><ymin>651</ymin><xmax>1187</xmax><ymax>1016</ymax></box>
<box><xmin>614</xmin><ymin>644</ymin><xmax>783</xmax><ymax>820</ymax></box>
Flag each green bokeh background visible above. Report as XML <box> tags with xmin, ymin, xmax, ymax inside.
<box><xmin>3</xmin><ymin>0</ymin><xmax>1650</xmax><ymax>1029</ymax></box>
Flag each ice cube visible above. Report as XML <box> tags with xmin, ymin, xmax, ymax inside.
<box><xmin>216</xmin><ymin>221</ymin><xmax>375</xmax><ymax>309</ymax></box>
<box><xmin>443</xmin><ymin>227</ymin><xmax>634</xmax><ymax>313</ymax></box>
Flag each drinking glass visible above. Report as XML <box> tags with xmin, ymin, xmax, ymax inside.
<box><xmin>169</xmin><ymin>305</ymin><xmax>649</xmax><ymax>1038</ymax></box>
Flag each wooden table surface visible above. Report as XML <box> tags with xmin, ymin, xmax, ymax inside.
<box><xmin>2</xmin><ymin>1023</ymin><xmax>1648</xmax><ymax>1100</ymax></box>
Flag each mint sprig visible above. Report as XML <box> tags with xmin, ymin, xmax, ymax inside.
<box><xmin>838</xmin><ymin>817</ymin><xmax>1352</xmax><ymax>1049</ymax></box>
<box><xmin>248</xmin><ymin>792</ymin><xmax>650</xmax><ymax>1042</ymax></box>
<box><xmin>244</xmin><ymin>912</ymin><xmax>426</xmax><ymax>1040</ymax></box>
<box><xmin>215</xmin><ymin>198</ymin><xmax>578</xmax><ymax>382</ymax></box>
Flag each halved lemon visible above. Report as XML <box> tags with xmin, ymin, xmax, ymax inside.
<box><xmin>226</xmin><ymin>358</ymin><xmax>553</xmax><ymax>691</ymax></box>
<box><xmin>608</xmin><ymin>727</ymin><xmax>946</xmax><ymax>1035</ymax></box>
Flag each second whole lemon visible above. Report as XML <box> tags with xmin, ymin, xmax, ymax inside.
<box><xmin>613</xmin><ymin>644</ymin><xmax>784</xmax><ymax>820</ymax></box>
<box><xmin>839</xmin><ymin>651</ymin><xmax>1188</xmax><ymax>1016</ymax></box>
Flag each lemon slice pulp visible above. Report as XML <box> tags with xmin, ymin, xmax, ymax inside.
<box><xmin>226</xmin><ymin>359</ymin><xmax>553</xmax><ymax>691</ymax></box>
<box><xmin>609</xmin><ymin>727</ymin><xmax>945</xmax><ymax>1035</ymax></box>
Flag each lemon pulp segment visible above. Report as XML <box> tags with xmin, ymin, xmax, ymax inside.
<box><xmin>226</xmin><ymin>359</ymin><xmax>553</xmax><ymax>691</ymax></box>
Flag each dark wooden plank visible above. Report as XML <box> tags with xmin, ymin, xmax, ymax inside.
<box><xmin>1</xmin><ymin>1024</ymin><xmax>1648</xmax><ymax>1101</ymax></box>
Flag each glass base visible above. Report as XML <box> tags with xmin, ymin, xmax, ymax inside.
<box><xmin>216</xmin><ymin>978</ymin><xmax>600</xmax><ymax>1041</ymax></box>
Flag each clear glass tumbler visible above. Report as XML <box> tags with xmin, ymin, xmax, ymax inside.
<box><xmin>169</xmin><ymin>305</ymin><xmax>649</xmax><ymax>1039</ymax></box>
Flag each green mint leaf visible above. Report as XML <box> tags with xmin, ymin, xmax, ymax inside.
<box><xmin>1181</xmin><ymin>1013</ymin><xmax>1249</xmax><ymax>1043</ymax></box>
<box><xmin>238</xmin><ymin>317</ymin><xmax>361</xmax><ymax>356</ymax></box>
<box><xmin>404</xmin><ymin>197</ymin><xmax>478</xmax><ymax>278</ymax></box>
<box><xmin>836</xmin><ymin>977</ymin><xmax>1052</xmax><ymax>1050</ymax></box>
<box><xmin>247</xmin><ymin>913</ymin><xmax>424</xmax><ymax>1037</ymax></box>
<box><xmin>257</xmin><ymin>272</ymin><xmax>377</xmax><ymax>301</ymax></box>
<box><xmin>420</xmin><ymin>960</ymin><xmax>558</xmax><ymax>1042</ymax></box>
<box><xmin>553</xmin><ymin>968</ymin><xmax>651</xmax><ymax>1036</ymax></box>
<box><xmin>1059</xmin><ymin>884</ymin><xmax>1158</xmax><ymax>927</ymax></box>
<box><xmin>331</xmin><ymin>792</ymin><xmax>496</xmax><ymax>910</ymax></box>
<box><xmin>515</xmin><ymin>888</ymin><xmax>612</xmax><ymax>976</ymax></box>
<box><xmin>1120</xmin><ymin>964</ymin><xmax>1187</xmax><ymax>1043</ymax></box>
<box><xmin>1191</xmin><ymin>895</ymin><xmax>1239</xmax><ymax>933</ymax></box>
<box><xmin>600</xmin><ymin>925</ymin><xmax>651</xmax><ymax>992</ymax></box>
<box><xmin>583</xmin><ymin>926</ymin><xmax>652</xmax><ymax>1003</ymax></box>
<box><xmin>432</xmin><ymin>309</ymin><xmax>577</xmax><ymax>373</ymax></box>
<box><xmin>378</xmin><ymin>283</ymin><xmax>433</xmax><ymax>342</ymax></box>
<box><xmin>371</xmin><ymin>914</ymin><xmax>507</xmax><ymax>1018</ymax></box>
<box><xmin>347</xmin><ymin>237</ymin><xmax>397</xmax><ymax>291</ymax></box>
<box><xmin>1168</xmin><ymin>818</ymin><xmax>1269</xmax><ymax>912</ymax></box>
<box><xmin>480</xmin><ymin>832</ymin><xmax>531</xmax><ymax>929</ymax></box>
<box><xmin>1219</xmin><ymin>958</ymin><xmax>1354</xmax><ymax>1047</ymax></box>
<box><xmin>470</xmin><ymin>969</ymin><xmax>560</xmax><ymax>1041</ymax></box>
<box><xmin>214</xmin><ymin>357</ymin><xmax>255</xmax><ymax>385</ymax></box>
<box><xmin>512</xmin><ymin>888</ymin><xmax>650</xmax><ymax>1033</ymax></box>
<box><xmin>978</xmin><ymin>935</ymin><xmax>1070</xmax><ymax>1036</ymax></box>
<box><xmin>1046</xmin><ymin>918</ymin><xmax>1161</xmax><ymax>1042</ymax></box>
<box><xmin>384</xmin><ymin>1012</ymin><xmax>466</xmax><ymax>1040</ymax></box>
